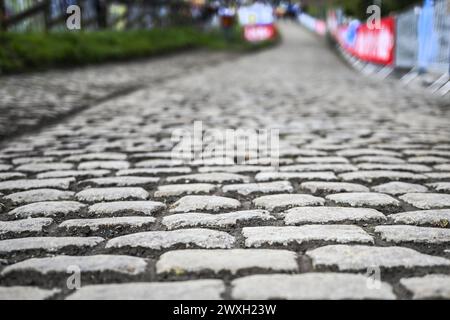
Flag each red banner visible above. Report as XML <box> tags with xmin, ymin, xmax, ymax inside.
<box><xmin>339</xmin><ymin>17</ymin><xmax>396</xmax><ymax>66</ymax></box>
<box><xmin>244</xmin><ymin>24</ymin><xmax>276</xmax><ymax>42</ymax></box>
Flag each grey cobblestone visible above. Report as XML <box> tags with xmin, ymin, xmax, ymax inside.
<box><xmin>166</xmin><ymin>173</ymin><xmax>249</xmax><ymax>184</ymax></box>
<box><xmin>306</xmin><ymin>245</ymin><xmax>450</xmax><ymax>271</ymax></box>
<box><xmin>326</xmin><ymin>192</ymin><xmax>400</xmax><ymax>210</ymax></box>
<box><xmin>284</xmin><ymin>207</ymin><xmax>386</xmax><ymax>225</ymax></box>
<box><xmin>106</xmin><ymin>229</ymin><xmax>235</xmax><ymax>251</ymax></box>
<box><xmin>78</xmin><ymin>176</ymin><xmax>159</xmax><ymax>187</ymax></box>
<box><xmin>375</xmin><ymin>225</ymin><xmax>450</xmax><ymax>244</ymax></box>
<box><xmin>389</xmin><ymin>209</ymin><xmax>450</xmax><ymax>227</ymax></box>
<box><xmin>66</xmin><ymin>280</ymin><xmax>225</xmax><ymax>300</ymax></box>
<box><xmin>3</xmin><ymin>189</ymin><xmax>75</xmax><ymax>205</ymax></box>
<box><xmin>87</xmin><ymin>201</ymin><xmax>165</xmax><ymax>216</ymax></box>
<box><xmin>2</xmin><ymin>255</ymin><xmax>147</xmax><ymax>277</ymax></box>
<box><xmin>399</xmin><ymin>193</ymin><xmax>450</xmax><ymax>209</ymax></box>
<box><xmin>154</xmin><ymin>183</ymin><xmax>217</xmax><ymax>197</ymax></box>
<box><xmin>0</xmin><ymin>178</ymin><xmax>75</xmax><ymax>192</ymax></box>
<box><xmin>252</xmin><ymin>194</ymin><xmax>324</xmax><ymax>211</ymax></box>
<box><xmin>371</xmin><ymin>182</ymin><xmax>428</xmax><ymax>195</ymax></box>
<box><xmin>300</xmin><ymin>182</ymin><xmax>369</xmax><ymax>194</ymax></box>
<box><xmin>0</xmin><ymin>218</ymin><xmax>53</xmax><ymax>238</ymax></box>
<box><xmin>231</xmin><ymin>273</ymin><xmax>395</xmax><ymax>299</ymax></box>
<box><xmin>8</xmin><ymin>201</ymin><xmax>85</xmax><ymax>218</ymax></box>
<box><xmin>169</xmin><ymin>195</ymin><xmax>241</xmax><ymax>213</ymax></box>
<box><xmin>0</xmin><ymin>286</ymin><xmax>59</xmax><ymax>300</ymax></box>
<box><xmin>255</xmin><ymin>171</ymin><xmax>337</xmax><ymax>182</ymax></box>
<box><xmin>76</xmin><ymin>187</ymin><xmax>149</xmax><ymax>203</ymax></box>
<box><xmin>400</xmin><ymin>275</ymin><xmax>450</xmax><ymax>299</ymax></box>
<box><xmin>243</xmin><ymin>225</ymin><xmax>373</xmax><ymax>248</ymax></box>
<box><xmin>162</xmin><ymin>210</ymin><xmax>274</xmax><ymax>230</ymax></box>
<box><xmin>0</xmin><ymin>236</ymin><xmax>104</xmax><ymax>254</ymax></box>
<box><xmin>156</xmin><ymin>249</ymin><xmax>298</xmax><ymax>275</ymax></box>
<box><xmin>223</xmin><ymin>181</ymin><xmax>293</xmax><ymax>196</ymax></box>
<box><xmin>59</xmin><ymin>217</ymin><xmax>156</xmax><ymax>233</ymax></box>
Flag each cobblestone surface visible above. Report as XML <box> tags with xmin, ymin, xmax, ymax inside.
<box><xmin>0</xmin><ymin>23</ymin><xmax>449</xmax><ymax>299</ymax></box>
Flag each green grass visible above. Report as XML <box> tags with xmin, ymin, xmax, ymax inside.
<box><xmin>0</xmin><ymin>26</ymin><xmax>279</xmax><ymax>74</ymax></box>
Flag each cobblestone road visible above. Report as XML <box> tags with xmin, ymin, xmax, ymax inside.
<box><xmin>0</xmin><ymin>23</ymin><xmax>450</xmax><ymax>300</ymax></box>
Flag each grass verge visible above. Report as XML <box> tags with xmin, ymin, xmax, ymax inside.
<box><xmin>0</xmin><ymin>26</ymin><xmax>279</xmax><ymax>74</ymax></box>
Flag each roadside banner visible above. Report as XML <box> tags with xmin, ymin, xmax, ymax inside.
<box><xmin>244</xmin><ymin>24</ymin><xmax>276</xmax><ymax>42</ymax></box>
<box><xmin>338</xmin><ymin>16</ymin><xmax>395</xmax><ymax>65</ymax></box>
<box><xmin>238</xmin><ymin>2</ymin><xmax>276</xmax><ymax>42</ymax></box>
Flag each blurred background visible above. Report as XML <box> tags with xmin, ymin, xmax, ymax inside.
<box><xmin>0</xmin><ymin>0</ymin><xmax>448</xmax><ymax>139</ymax></box>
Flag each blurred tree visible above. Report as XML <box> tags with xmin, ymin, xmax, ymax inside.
<box><xmin>335</xmin><ymin>0</ymin><xmax>422</xmax><ymax>19</ymax></box>
<box><xmin>304</xmin><ymin>0</ymin><xmax>422</xmax><ymax>19</ymax></box>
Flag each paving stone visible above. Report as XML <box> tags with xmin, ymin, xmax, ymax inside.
<box><xmin>135</xmin><ymin>159</ymin><xmax>185</xmax><ymax>168</ymax></box>
<box><xmin>78</xmin><ymin>161</ymin><xmax>130</xmax><ymax>170</ymax></box>
<box><xmin>255</xmin><ymin>171</ymin><xmax>337</xmax><ymax>182</ymax></box>
<box><xmin>231</xmin><ymin>273</ymin><xmax>395</xmax><ymax>300</ymax></box>
<box><xmin>11</xmin><ymin>157</ymin><xmax>55</xmax><ymax>165</ymax></box>
<box><xmin>223</xmin><ymin>181</ymin><xmax>293</xmax><ymax>196</ymax></box>
<box><xmin>3</xmin><ymin>189</ymin><xmax>75</xmax><ymax>205</ymax></box>
<box><xmin>0</xmin><ymin>172</ymin><xmax>26</xmax><ymax>181</ymax></box>
<box><xmin>166</xmin><ymin>173</ymin><xmax>249</xmax><ymax>184</ymax></box>
<box><xmin>37</xmin><ymin>170</ymin><xmax>110</xmax><ymax>179</ymax></box>
<box><xmin>197</xmin><ymin>166</ymin><xmax>272</xmax><ymax>173</ymax></box>
<box><xmin>326</xmin><ymin>192</ymin><xmax>400</xmax><ymax>209</ymax></box>
<box><xmin>300</xmin><ymin>182</ymin><xmax>369</xmax><ymax>194</ymax></box>
<box><xmin>295</xmin><ymin>157</ymin><xmax>349</xmax><ymax>163</ymax></box>
<box><xmin>116</xmin><ymin>168</ymin><xmax>192</xmax><ymax>176</ymax></box>
<box><xmin>0</xmin><ymin>286</ymin><xmax>59</xmax><ymax>300</ymax></box>
<box><xmin>162</xmin><ymin>210</ymin><xmax>275</xmax><ymax>230</ymax></box>
<box><xmin>0</xmin><ymin>236</ymin><xmax>104</xmax><ymax>254</ymax></box>
<box><xmin>66</xmin><ymin>279</ymin><xmax>224</xmax><ymax>300</ymax></box>
<box><xmin>0</xmin><ymin>178</ymin><xmax>75</xmax><ymax>192</ymax></box>
<box><xmin>88</xmin><ymin>201</ymin><xmax>165</xmax><ymax>216</ymax></box>
<box><xmin>356</xmin><ymin>163</ymin><xmax>432</xmax><ymax>172</ymax></box>
<box><xmin>371</xmin><ymin>182</ymin><xmax>428</xmax><ymax>195</ymax></box>
<box><xmin>78</xmin><ymin>176</ymin><xmax>159</xmax><ymax>187</ymax></box>
<box><xmin>408</xmin><ymin>156</ymin><xmax>449</xmax><ymax>164</ymax></box>
<box><xmin>154</xmin><ymin>183</ymin><xmax>217</xmax><ymax>197</ymax></box>
<box><xmin>106</xmin><ymin>229</ymin><xmax>235</xmax><ymax>250</ymax></box>
<box><xmin>243</xmin><ymin>225</ymin><xmax>373</xmax><ymax>247</ymax></box>
<box><xmin>403</xmin><ymin>150</ymin><xmax>450</xmax><ymax>157</ymax></box>
<box><xmin>400</xmin><ymin>274</ymin><xmax>450</xmax><ymax>299</ymax></box>
<box><xmin>8</xmin><ymin>201</ymin><xmax>86</xmax><ymax>218</ymax></box>
<box><xmin>375</xmin><ymin>225</ymin><xmax>450</xmax><ymax>244</ymax></box>
<box><xmin>253</xmin><ymin>194</ymin><xmax>325</xmax><ymax>211</ymax></box>
<box><xmin>169</xmin><ymin>195</ymin><xmax>241</xmax><ymax>213</ymax></box>
<box><xmin>0</xmin><ymin>164</ymin><xmax>12</xmax><ymax>171</ymax></box>
<box><xmin>59</xmin><ymin>216</ymin><xmax>156</xmax><ymax>232</ymax></box>
<box><xmin>15</xmin><ymin>162</ymin><xmax>73</xmax><ymax>173</ymax></box>
<box><xmin>284</xmin><ymin>207</ymin><xmax>386</xmax><ymax>225</ymax></box>
<box><xmin>156</xmin><ymin>249</ymin><xmax>298</xmax><ymax>275</ymax></box>
<box><xmin>306</xmin><ymin>245</ymin><xmax>450</xmax><ymax>271</ymax></box>
<box><xmin>434</xmin><ymin>164</ymin><xmax>450</xmax><ymax>171</ymax></box>
<box><xmin>76</xmin><ymin>187</ymin><xmax>149</xmax><ymax>203</ymax></box>
<box><xmin>2</xmin><ymin>255</ymin><xmax>147</xmax><ymax>276</ymax></box>
<box><xmin>389</xmin><ymin>209</ymin><xmax>450</xmax><ymax>228</ymax></box>
<box><xmin>337</xmin><ymin>149</ymin><xmax>402</xmax><ymax>157</ymax></box>
<box><xmin>352</xmin><ymin>156</ymin><xmax>405</xmax><ymax>163</ymax></box>
<box><xmin>63</xmin><ymin>152</ymin><xmax>127</xmax><ymax>162</ymax></box>
<box><xmin>425</xmin><ymin>172</ymin><xmax>450</xmax><ymax>180</ymax></box>
<box><xmin>339</xmin><ymin>171</ymin><xmax>427</xmax><ymax>183</ymax></box>
<box><xmin>279</xmin><ymin>164</ymin><xmax>358</xmax><ymax>173</ymax></box>
<box><xmin>427</xmin><ymin>182</ymin><xmax>450</xmax><ymax>193</ymax></box>
<box><xmin>399</xmin><ymin>193</ymin><xmax>450</xmax><ymax>209</ymax></box>
<box><xmin>0</xmin><ymin>218</ymin><xmax>53</xmax><ymax>237</ymax></box>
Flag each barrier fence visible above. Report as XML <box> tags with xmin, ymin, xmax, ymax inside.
<box><xmin>323</xmin><ymin>0</ymin><xmax>450</xmax><ymax>76</ymax></box>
